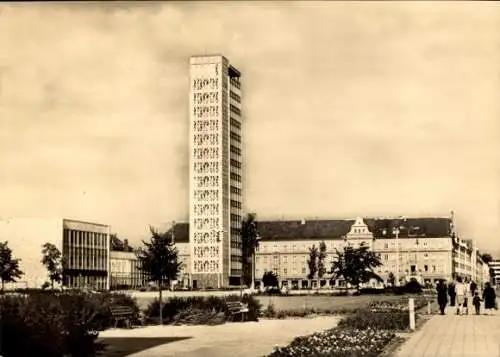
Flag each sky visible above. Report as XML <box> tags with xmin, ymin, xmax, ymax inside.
<box><xmin>0</xmin><ymin>2</ymin><xmax>499</xmax><ymax>255</ymax></box>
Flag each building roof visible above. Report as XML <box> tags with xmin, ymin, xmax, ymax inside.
<box><xmin>258</xmin><ymin>217</ymin><xmax>452</xmax><ymax>241</ymax></box>
<box><xmin>170</xmin><ymin>217</ymin><xmax>453</xmax><ymax>243</ymax></box>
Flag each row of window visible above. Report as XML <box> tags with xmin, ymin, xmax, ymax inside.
<box><xmin>193</xmin><ymin>105</ymin><xmax>219</xmax><ymax>118</ymax></box>
<box><xmin>193</xmin><ymin>203</ymin><xmax>219</xmax><ymax>216</ymax></box>
<box><xmin>231</xmin><ymin>255</ymin><xmax>243</xmax><ymax>263</ymax></box>
<box><xmin>63</xmin><ymin>230</ymin><xmax>107</xmax><ymax>248</ymax></box>
<box><xmin>230</xmin><ymin>131</ymin><xmax>241</xmax><ymax>143</ymax></box>
<box><xmin>193</xmin><ymin>217</ymin><xmax>220</xmax><ymax>230</ymax></box>
<box><xmin>193</xmin><ymin>175</ymin><xmax>219</xmax><ymax>188</ymax></box>
<box><xmin>230</xmin><ymin>186</ymin><xmax>241</xmax><ymax>195</ymax></box>
<box><xmin>193</xmin><ymin>246</ymin><xmax>220</xmax><ymax>258</ymax></box>
<box><xmin>230</xmin><ymin>145</ymin><xmax>241</xmax><ymax>156</ymax></box>
<box><xmin>229</xmin><ymin>104</ymin><xmax>241</xmax><ymax>116</ymax></box>
<box><xmin>229</xmin><ymin>90</ymin><xmax>241</xmax><ymax>103</ymax></box>
<box><xmin>231</xmin><ymin>241</ymin><xmax>243</xmax><ymax>249</ymax></box>
<box><xmin>193</xmin><ymin>120</ymin><xmax>219</xmax><ymax>133</ymax></box>
<box><xmin>230</xmin><ymin>200</ymin><xmax>242</xmax><ymax>209</ymax></box>
<box><xmin>230</xmin><ymin>78</ymin><xmax>241</xmax><ymax>89</ymax></box>
<box><xmin>193</xmin><ymin>92</ymin><xmax>219</xmax><ymax>105</ymax></box>
<box><xmin>193</xmin><ymin>260</ymin><xmax>220</xmax><ymax>273</ymax></box>
<box><xmin>230</xmin><ymin>117</ymin><xmax>241</xmax><ymax>130</ymax></box>
<box><xmin>193</xmin><ymin>133</ymin><xmax>219</xmax><ymax>146</ymax></box>
<box><xmin>230</xmin><ymin>172</ymin><xmax>241</xmax><ymax>182</ymax></box>
<box><xmin>193</xmin><ymin>147</ymin><xmax>219</xmax><ymax>160</ymax></box>
<box><xmin>230</xmin><ymin>158</ymin><xmax>241</xmax><ymax>169</ymax></box>
<box><xmin>192</xmin><ymin>78</ymin><xmax>219</xmax><ymax>91</ymax></box>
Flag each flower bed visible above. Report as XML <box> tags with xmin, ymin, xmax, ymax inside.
<box><xmin>265</xmin><ymin>297</ymin><xmax>426</xmax><ymax>357</ymax></box>
<box><xmin>267</xmin><ymin>328</ymin><xmax>395</xmax><ymax>357</ymax></box>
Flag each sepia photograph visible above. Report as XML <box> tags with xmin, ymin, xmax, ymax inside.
<box><xmin>0</xmin><ymin>1</ymin><xmax>499</xmax><ymax>357</ymax></box>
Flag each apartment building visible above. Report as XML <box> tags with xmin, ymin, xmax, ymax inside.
<box><xmin>253</xmin><ymin>216</ymin><xmax>489</xmax><ymax>289</ymax></box>
<box><xmin>189</xmin><ymin>54</ymin><xmax>244</xmax><ymax>288</ymax></box>
<box><xmin>489</xmin><ymin>260</ymin><xmax>500</xmax><ymax>286</ymax></box>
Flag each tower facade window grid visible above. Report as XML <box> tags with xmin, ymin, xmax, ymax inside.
<box><xmin>189</xmin><ymin>55</ymin><xmax>243</xmax><ymax>287</ymax></box>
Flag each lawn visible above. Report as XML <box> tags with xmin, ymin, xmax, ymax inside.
<box><xmin>256</xmin><ymin>294</ymin><xmax>420</xmax><ymax>312</ymax></box>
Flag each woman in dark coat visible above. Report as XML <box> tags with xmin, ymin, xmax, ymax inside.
<box><xmin>436</xmin><ymin>279</ymin><xmax>448</xmax><ymax>315</ymax></box>
<box><xmin>482</xmin><ymin>282</ymin><xmax>497</xmax><ymax>315</ymax></box>
<box><xmin>448</xmin><ymin>281</ymin><xmax>456</xmax><ymax>307</ymax></box>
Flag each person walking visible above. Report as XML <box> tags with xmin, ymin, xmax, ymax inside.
<box><xmin>470</xmin><ymin>280</ymin><xmax>477</xmax><ymax>297</ymax></box>
<box><xmin>455</xmin><ymin>276</ymin><xmax>467</xmax><ymax>315</ymax></box>
<box><xmin>436</xmin><ymin>279</ymin><xmax>448</xmax><ymax>315</ymax></box>
<box><xmin>472</xmin><ymin>291</ymin><xmax>482</xmax><ymax>315</ymax></box>
<box><xmin>448</xmin><ymin>280</ymin><xmax>456</xmax><ymax>307</ymax></box>
<box><xmin>482</xmin><ymin>282</ymin><xmax>497</xmax><ymax>315</ymax></box>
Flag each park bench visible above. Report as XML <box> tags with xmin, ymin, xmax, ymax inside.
<box><xmin>109</xmin><ymin>304</ymin><xmax>135</xmax><ymax>328</ymax></box>
<box><xmin>226</xmin><ymin>301</ymin><xmax>249</xmax><ymax>322</ymax></box>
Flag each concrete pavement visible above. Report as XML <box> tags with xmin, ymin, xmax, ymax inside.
<box><xmin>100</xmin><ymin>316</ymin><xmax>341</xmax><ymax>357</ymax></box>
<box><xmin>394</xmin><ymin>308</ymin><xmax>499</xmax><ymax>357</ymax></box>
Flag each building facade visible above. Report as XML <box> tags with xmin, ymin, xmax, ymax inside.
<box><xmin>489</xmin><ymin>260</ymin><xmax>500</xmax><ymax>286</ymax></box>
<box><xmin>109</xmin><ymin>250</ymin><xmax>147</xmax><ymax>290</ymax></box>
<box><xmin>253</xmin><ymin>216</ymin><xmax>489</xmax><ymax>289</ymax></box>
<box><xmin>0</xmin><ymin>218</ymin><xmax>110</xmax><ymax>290</ymax></box>
<box><xmin>189</xmin><ymin>55</ymin><xmax>243</xmax><ymax>288</ymax></box>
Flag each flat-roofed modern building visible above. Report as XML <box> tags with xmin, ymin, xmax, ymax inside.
<box><xmin>189</xmin><ymin>54</ymin><xmax>243</xmax><ymax>288</ymax></box>
<box><xmin>0</xmin><ymin>218</ymin><xmax>110</xmax><ymax>290</ymax></box>
<box><xmin>109</xmin><ymin>250</ymin><xmax>147</xmax><ymax>290</ymax></box>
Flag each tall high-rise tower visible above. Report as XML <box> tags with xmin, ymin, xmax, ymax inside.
<box><xmin>189</xmin><ymin>55</ymin><xmax>243</xmax><ymax>288</ymax></box>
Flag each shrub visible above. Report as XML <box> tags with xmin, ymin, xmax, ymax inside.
<box><xmin>338</xmin><ymin>309</ymin><xmax>410</xmax><ymax>331</ymax></box>
<box><xmin>0</xmin><ymin>291</ymin><xmax>105</xmax><ymax>357</ymax></box>
<box><xmin>145</xmin><ymin>295</ymin><xmax>261</xmax><ymax>324</ymax></box>
<box><xmin>404</xmin><ymin>279</ymin><xmax>423</xmax><ymax>294</ymax></box>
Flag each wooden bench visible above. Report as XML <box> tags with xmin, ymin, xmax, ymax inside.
<box><xmin>110</xmin><ymin>305</ymin><xmax>135</xmax><ymax>328</ymax></box>
<box><xmin>227</xmin><ymin>301</ymin><xmax>249</xmax><ymax>322</ymax></box>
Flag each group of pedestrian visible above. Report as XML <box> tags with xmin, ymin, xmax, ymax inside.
<box><xmin>436</xmin><ymin>276</ymin><xmax>497</xmax><ymax>315</ymax></box>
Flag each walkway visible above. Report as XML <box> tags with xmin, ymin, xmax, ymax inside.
<box><xmin>99</xmin><ymin>316</ymin><xmax>341</xmax><ymax>357</ymax></box>
<box><xmin>394</xmin><ymin>309</ymin><xmax>500</xmax><ymax>357</ymax></box>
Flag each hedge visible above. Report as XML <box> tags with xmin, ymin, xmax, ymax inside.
<box><xmin>145</xmin><ymin>294</ymin><xmax>261</xmax><ymax>324</ymax></box>
<box><xmin>0</xmin><ymin>290</ymin><xmax>140</xmax><ymax>357</ymax></box>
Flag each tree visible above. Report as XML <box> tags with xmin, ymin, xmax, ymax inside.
<box><xmin>317</xmin><ymin>241</ymin><xmax>327</xmax><ymax>282</ymax></box>
<box><xmin>307</xmin><ymin>244</ymin><xmax>319</xmax><ymax>286</ymax></box>
<box><xmin>481</xmin><ymin>253</ymin><xmax>493</xmax><ymax>264</ymax></box>
<box><xmin>111</xmin><ymin>234</ymin><xmax>134</xmax><ymax>252</ymax></box>
<box><xmin>41</xmin><ymin>242</ymin><xmax>64</xmax><ymax>289</ymax></box>
<box><xmin>0</xmin><ymin>241</ymin><xmax>24</xmax><ymax>291</ymax></box>
<box><xmin>330</xmin><ymin>243</ymin><xmax>383</xmax><ymax>291</ymax></box>
<box><xmin>262</xmin><ymin>271</ymin><xmax>279</xmax><ymax>289</ymax></box>
<box><xmin>241</xmin><ymin>213</ymin><xmax>260</xmax><ymax>288</ymax></box>
<box><xmin>136</xmin><ymin>226</ymin><xmax>181</xmax><ymax>324</ymax></box>
<box><xmin>388</xmin><ymin>272</ymin><xmax>396</xmax><ymax>286</ymax></box>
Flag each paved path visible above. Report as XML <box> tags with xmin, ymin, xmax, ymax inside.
<box><xmin>394</xmin><ymin>309</ymin><xmax>500</xmax><ymax>357</ymax></box>
<box><xmin>100</xmin><ymin>316</ymin><xmax>341</xmax><ymax>357</ymax></box>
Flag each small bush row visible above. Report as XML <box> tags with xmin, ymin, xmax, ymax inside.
<box><xmin>144</xmin><ymin>294</ymin><xmax>261</xmax><ymax>324</ymax></box>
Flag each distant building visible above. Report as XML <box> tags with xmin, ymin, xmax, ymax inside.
<box><xmin>489</xmin><ymin>260</ymin><xmax>500</xmax><ymax>286</ymax></box>
<box><xmin>109</xmin><ymin>250</ymin><xmax>147</xmax><ymax>290</ymax></box>
<box><xmin>189</xmin><ymin>54</ymin><xmax>244</xmax><ymax>288</ymax></box>
<box><xmin>253</xmin><ymin>216</ymin><xmax>489</xmax><ymax>289</ymax></box>
<box><xmin>0</xmin><ymin>218</ymin><xmax>110</xmax><ymax>290</ymax></box>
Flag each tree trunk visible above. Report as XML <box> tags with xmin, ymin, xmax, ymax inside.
<box><xmin>51</xmin><ymin>279</ymin><xmax>54</xmax><ymax>289</ymax></box>
<box><xmin>1</xmin><ymin>279</ymin><xmax>4</xmax><ymax>292</ymax></box>
<box><xmin>158</xmin><ymin>280</ymin><xmax>163</xmax><ymax>325</ymax></box>
<box><xmin>251</xmin><ymin>252</ymin><xmax>255</xmax><ymax>290</ymax></box>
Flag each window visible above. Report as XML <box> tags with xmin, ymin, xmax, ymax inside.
<box><xmin>432</xmin><ymin>265</ymin><xmax>436</xmax><ymax>272</ymax></box>
<box><xmin>384</xmin><ymin>254</ymin><xmax>389</xmax><ymax>261</ymax></box>
<box><xmin>283</xmin><ymin>268</ymin><xmax>287</xmax><ymax>275</ymax></box>
<box><xmin>424</xmin><ymin>265</ymin><xmax>428</xmax><ymax>272</ymax></box>
<box><xmin>384</xmin><ymin>243</ymin><xmax>389</xmax><ymax>249</ymax></box>
<box><xmin>424</xmin><ymin>253</ymin><xmax>429</xmax><ymax>259</ymax></box>
<box><xmin>302</xmin><ymin>268</ymin><xmax>306</xmax><ymax>274</ymax></box>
